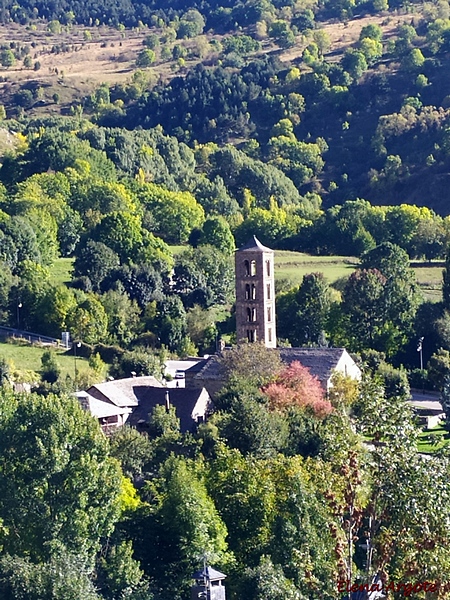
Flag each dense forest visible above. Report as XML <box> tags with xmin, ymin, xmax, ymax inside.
<box><xmin>1</xmin><ymin>0</ymin><xmax>450</xmax><ymax>597</ymax></box>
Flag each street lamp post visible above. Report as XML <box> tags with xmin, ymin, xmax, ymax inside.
<box><xmin>417</xmin><ymin>336</ymin><xmax>424</xmax><ymax>371</ymax></box>
<box><xmin>17</xmin><ymin>302</ymin><xmax>22</xmax><ymax>330</ymax></box>
<box><xmin>74</xmin><ymin>341</ymin><xmax>82</xmax><ymax>391</ymax></box>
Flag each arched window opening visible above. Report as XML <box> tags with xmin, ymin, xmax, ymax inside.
<box><xmin>266</xmin><ymin>260</ymin><xmax>270</xmax><ymax>276</ymax></box>
<box><xmin>251</xmin><ymin>284</ymin><xmax>256</xmax><ymax>300</ymax></box>
<box><xmin>246</xmin><ymin>308</ymin><xmax>252</xmax><ymax>322</ymax></box>
<box><xmin>250</xmin><ymin>260</ymin><xmax>256</xmax><ymax>276</ymax></box>
<box><xmin>244</xmin><ymin>260</ymin><xmax>250</xmax><ymax>276</ymax></box>
<box><xmin>245</xmin><ymin>284</ymin><xmax>251</xmax><ymax>299</ymax></box>
<box><xmin>247</xmin><ymin>329</ymin><xmax>256</xmax><ymax>342</ymax></box>
<box><xmin>252</xmin><ymin>308</ymin><xmax>257</xmax><ymax>322</ymax></box>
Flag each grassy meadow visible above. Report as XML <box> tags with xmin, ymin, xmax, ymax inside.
<box><xmin>0</xmin><ymin>338</ymin><xmax>89</xmax><ymax>379</ymax></box>
<box><xmin>417</xmin><ymin>423</ymin><xmax>449</xmax><ymax>453</ymax></box>
<box><xmin>274</xmin><ymin>251</ymin><xmax>444</xmax><ymax>301</ymax></box>
<box><xmin>274</xmin><ymin>251</ymin><xmax>358</xmax><ymax>288</ymax></box>
<box><xmin>49</xmin><ymin>257</ymin><xmax>74</xmax><ymax>286</ymax></box>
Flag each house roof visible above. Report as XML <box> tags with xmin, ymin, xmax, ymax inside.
<box><xmin>127</xmin><ymin>387</ymin><xmax>210</xmax><ymax>432</ymax></box>
<box><xmin>74</xmin><ymin>391</ymin><xmax>130</xmax><ymax>419</ymax></box>
<box><xmin>279</xmin><ymin>347</ymin><xmax>347</xmax><ymax>387</ymax></box>
<box><xmin>192</xmin><ymin>566</ymin><xmax>227</xmax><ymax>581</ymax></box>
<box><xmin>87</xmin><ymin>376</ymin><xmax>163</xmax><ymax>408</ymax></box>
<box><xmin>186</xmin><ymin>355</ymin><xmax>220</xmax><ymax>381</ymax></box>
<box><xmin>237</xmin><ymin>235</ymin><xmax>273</xmax><ymax>253</ymax></box>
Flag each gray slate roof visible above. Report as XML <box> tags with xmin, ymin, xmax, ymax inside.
<box><xmin>186</xmin><ymin>347</ymin><xmax>347</xmax><ymax>388</ymax></box>
<box><xmin>237</xmin><ymin>235</ymin><xmax>273</xmax><ymax>253</ymax></box>
<box><xmin>87</xmin><ymin>376</ymin><xmax>163</xmax><ymax>407</ymax></box>
<box><xmin>278</xmin><ymin>347</ymin><xmax>346</xmax><ymax>387</ymax></box>
<box><xmin>186</xmin><ymin>355</ymin><xmax>220</xmax><ymax>380</ymax></box>
<box><xmin>192</xmin><ymin>566</ymin><xmax>227</xmax><ymax>581</ymax></box>
<box><xmin>127</xmin><ymin>387</ymin><xmax>209</xmax><ymax>432</ymax></box>
<box><xmin>74</xmin><ymin>391</ymin><xmax>130</xmax><ymax>419</ymax></box>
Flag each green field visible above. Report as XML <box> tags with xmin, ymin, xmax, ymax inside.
<box><xmin>0</xmin><ymin>339</ymin><xmax>90</xmax><ymax>379</ymax></box>
<box><xmin>412</xmin><ymin>264</ymin><xmax>444</xmax><ymax>303</ymax></box>
<box><xmin>417</xmin><ymin>423</ymin><xmax>449</xmax><ymax>454</ymax></box>
<box><xmin>274</xmin><ymin>251</ymin><xmax>358</xmax><ymax>287</ymax></box>
<box><xmin>49</xmin><ymin>257</ymin><xmax>74</xmax><ymax>287</ymax></box>
<box><xmin>274</xmin><ymin>252</ymin><xmax>444</xmax><ymax>300</ymax></box>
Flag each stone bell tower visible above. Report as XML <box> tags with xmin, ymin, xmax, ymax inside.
<box><xmin>235</xmin><ymin>236</ymin><xmax>276</xmax><ymax>348</ymax></box>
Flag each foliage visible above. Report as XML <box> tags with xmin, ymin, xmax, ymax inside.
<box><xmin>262</xmin><ymin>361</ymin><xmax>332</xmax><ymax>417</ymax></box>
<box><xmin>277</xmin><ymin>272</ymin><xmax>332</xmax><ymax>346</ymax></box>
<box><xmin>0</xmin><ymin>390</ymin><xmax>122</xmax><ymax>562</ymax></box>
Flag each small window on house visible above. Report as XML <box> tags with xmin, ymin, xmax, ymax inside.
<box><xmin>245</xmin><ymin>284</ymin><xmax>251</xmax><ymax>299</ymax></box>
<box><xmin>266</xmin><ymin>260</ymin><xmax>270</xmax><ymax>276</ymax></box>
<box><xmin>244</xmin><ymin>260</ymin><xmax>250</xmax><ymax>276</ymax></box>
<box><xmin>268</xmin><ymin>328</ymin><xmax>272</xmax><ymax>342</ymax></box>
<box><xmin>251</xmin><ymin>284</ymin><xmax>256</xmax><ymax>300</ymax></box>
<box><xmin>267</xmin><ymin>284</ymin><xmax>271</xmax><ymax>299</ymax></box>
<box><xmin>250</xmin><ymin>260</ymin><xmax>256</xmax><ymax>276</ymax></box>
<box><xmin>252</xmin><ymin>307</ymin><xmax>257</xmax><ymax>322</ymax></box>
<box><xmin>247</xmin><ymin>329</ymin><xmax>256</xmax><ymax>342</ymax></box>
<box><xmin>267</xmin><ymin>306</ymin><xmax>272</xmax><ymax>322</ymax></box>
<box><xmin>246</xmin><ymin>307</ymin><xmax>252</xmax><ymax>322</ymax></box>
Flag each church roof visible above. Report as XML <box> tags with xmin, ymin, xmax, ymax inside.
<box><xmin>278</xmin><ymin>347</ymin><xmax>346</xmax><ymax>387</ymax></box>
<box><xmin>237</xmin><ymin>235</ymin><xmax>273</xmax><ymax>253</ymax></box>
<box><xmin>186</xmin><ymin>347</ymin><xmax>353</xmax><ymax>389</ymax></box>
<box><xmin>192</xmin><ymin>566</ymin><xmax>227</xmax><ymax>581</ymax></box>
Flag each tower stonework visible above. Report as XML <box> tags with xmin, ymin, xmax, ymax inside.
<box><xmin>235</xmin><ymin>236</ymin><xmax>276</xmax><ymax>348</ymax></box>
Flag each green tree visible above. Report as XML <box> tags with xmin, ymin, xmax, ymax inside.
<box><xmin>268</xmin><ymin>20</ymin><xmax>295</xmax><ymax>48</ymax></box>
<box><xmin>0</xmin><ymin>390</ymin><xmax>122</xmax><ymax>561</ymax></box>
<box><xmin>134</xmin><ymin>456</ymin><xmax>229</xmax><ymax>599</ymax></box>
<box><xmin>109</xmin><ymin>426</ymin><xmax>153</xmax><ymax>479</ymax></box>
<box><xmin>341</xmin><ymin>49</ymin><xmax>367</xmax><ymax>79</ymax></box>
<box><xmin>91</xmin><ymin>212</ymin><xmax>143</xmax><ymax>264</ymax></box>
<box><xmin>40</xmin><ymin>349</ymin><xmax>61</xmax><ymax>384</ymax></box>
<box><xmin>138</xmin><ymin>183</ymin><xmax>205</xmax><ymax>244</ymax></box>
<box><xmin>240</xmin><ymin>556</ymin><xmax>302</xmax><ymax>600</ymax></box>
<box><xmin>100</xmin><ymin>285</ymin><xmax>141</xmax><ymax>346</ymax></box>
<box><xmin>97</xmin><ymin>541</ymin><xmax>144</xmax><ymax>600</ymax></box>
<box><xmin>214</xmin><ymin>382</ymin><xmax>288</xmax><ymax>458</ymax></box>
<box><xmin>197</xmin><ymin>216</ymin><xmax>235</xmax><ymax>255</ymax></box>
<box><xmin>66</xmin><ymin>292</ymin><xmax>109</xmax><ymax>345</ymax></box>
<box><xmin>178</xmin><ymin>9</ymin><xmax>205</xmax><ymax>38</ymax></box>
<box><xmin>74</xmin><ymin>241</ymin><xmax>120</xmax><ymax>292</ymax></box>
<box><xmin>0</xmin><ymin>551</ymin><xmax>101</xmax><ymax>600</ymax></box>
<box><xmin>359</xmin><ymin>23</ymin><xmax>383</xmax><ymax>41</ymax></box>
<box><xmin>0</xmin><ymin>49</ymin><xmax>15</xmax><ymax>68</ymax></box>
<box><xmin>136</xmin><ymin>49</ymin><xmax>156</xmax><ymax>68</ymax></box>
<box><xmin>173</xmin><ymin>245</ymin><xmax>234</xmax><ymax>308</ymax></box>
<box><xmin>402</xmin><ymin>48</ymin><xmax>425</xmax><ymax>71</ymax></box>
<box><xmin>144</xmin><ymin>34</ymin><xmax>160</xmax><ymax>49</ymax></box>
<box><xmin>277</xmin><ymin>273</ymin><xmax>332</xmax><ymax>346</ymax></box>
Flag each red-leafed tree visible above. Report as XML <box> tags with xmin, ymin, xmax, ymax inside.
<box><xmin>262</xmin><ymin>361</ymin><xmax>333</xmax><ymax>418</ymax></box>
